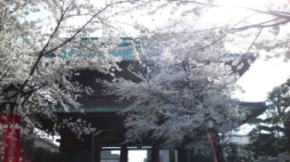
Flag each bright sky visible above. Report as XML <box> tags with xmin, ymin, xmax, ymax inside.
<box><xmin>216</xmin><ymin>0</ymin><xmax>290</xmax><ymax>102</ymax></box>
<box><xmin>194</xmin><ymin>0</ymin><xmax>290</xmax><ymax>102</ymax></box>
<box><xmin>235</xmin><ymin>55</ymin><xmax>290</xmax><ymax>102</ymax></box>
<box><xmin>234</xmin><ymin>54</ymin><xmax>290</xmax><ymax>134</ymax></box>
<box><xmin>214</xmin><ymin>0</ymin><xmax>290</xmax><ymax>135</ymax></box>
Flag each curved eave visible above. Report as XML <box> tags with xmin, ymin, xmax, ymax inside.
<box><xmin>239</xmin><ymin>101</ymin><xmax>267</xmax><ymax>123</ymax></box>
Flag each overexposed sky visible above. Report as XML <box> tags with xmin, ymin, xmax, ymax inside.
<box><xmin>195</xmin><ymin>0</ymin><xmax>290</xmax><ymax>102</ymax></box>
<box><xmin>235</xmin><ymin>55</ymin><xmax>290</xmax><ymax>102</ymax></box>
<box><xmin>234</xmin><ymin>54</ymin><xmax>290</xmax><ymax>134</ymax></box>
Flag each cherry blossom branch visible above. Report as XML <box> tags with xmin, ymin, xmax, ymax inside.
<box><xmin>18</xmin><ymin>1</ymin><xmax>75</xmax><ymax>97</ymax></box>
<box><xmin>29</xmin><ymin>0</ymin><xmax>76</xmax><ymax>76</ymax></box>
<box><xmin>44</xmin><ymin>0</ymin><xmax>130</xmax><ymax>55</ymax></box>
<box><xmin>21</xmin><ymin>84</ymin><xmax>47</xmax><ymax>108</ymax></box>
<box><xmin>19</xmin><ymin>0</ymin><xmax>130</xmax><ymax>99</ymax></box>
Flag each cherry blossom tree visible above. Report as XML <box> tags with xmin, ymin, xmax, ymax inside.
<box><xmin>1</xmin><ymin>0</ymin><xmax>290</xmax><ymax>155</ymax></box>
<box><xmin>0</xmin><ymin>0</ymin><xmax>163</xmax><ymax>136</ymax></box>
<box><xmin>105</xmin><ymin>29</ymin><xmax>253</xmax><ymax>156</ymax></box>
<box><xmin>0</xmin><ymin>0</ymin><xmax>233</xmax><ymax>137</ymax></box>
<box><xmin>101</xmin><ymin>0</ymin><xmax>290</xmax><ymax>157</ymax></box>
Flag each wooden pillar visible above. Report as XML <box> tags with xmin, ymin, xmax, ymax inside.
<box><xmin>169</xmin><ymin>149</ymin><xmax>175</xmax><ymax>162</ymax></box>
<box><xmin>95</xmin><ymin>146</ymin><xmax>101</xmax><ymax>162</ymax></box>
<box><xmin>120</xmin><ymin>146</ymin><xmax>128</xmax><ymax>162</ymax></box>
<box><xmin>91</xmin><ymin>135</ymin><xmax>95</xmax><ymax>162</ymax></box>
<box><xmin>151</xmin><ymin>146</ymin><xmax>159</xmax><ymax>162</ymax></box>
<box><xmin>178</xmin><ymin>148</ymin><xmax>188</xmax><ymax>162</ymax></box>
<box><xmin>2</xmin><ymin>114</ymin><xmax>21</xmax><ymax>162</ymax></box>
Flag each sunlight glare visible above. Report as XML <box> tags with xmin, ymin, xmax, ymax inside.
<box><xmin>235</xmin><ymin>55</ymin><xmax>290</xmax><ymax>102</ymax></box>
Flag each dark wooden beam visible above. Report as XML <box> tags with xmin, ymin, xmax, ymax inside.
<box><xmin>169</xmin><ymin>149</ymin><xmax>175</xmax><ymax>162</ymax></box>
<box><xmin>120</xmin><ymin>145</ymin><xmax>128</xmax><ymax>162</ymax></box>
<box><xmin>151</xmin><ymin>146</ymin><xmax>159</xmax><ymax>162</ymax></box>
<box><xmin>91</xmin><ymin>134</ymin><xmax>96</xmax><ymax>162</ymax></box>
<box><xmin>96</xmin><ymin>146</ymin><xmax>101</xmax><ymax>162</ymax></box>
<box><xmin>178</xmin><ymin>148</ymin><xmax>188</xmax><ymax>162</ymax></box>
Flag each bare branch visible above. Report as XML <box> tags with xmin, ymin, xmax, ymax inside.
<box><xmin>232</xmin><ymin>18</ymin><xmax>288</xmax><ymax>31</ymax></box>
<box><xmin>245</xmin><ymin>28</ymin><xmax>263</xmax><ymax>54</ymax></box>
<box><xmin>246</xmin><ymin>8</ymin><xmax>290</xmax><ymax>19</ymax></box>
<box><xmin>44</xmin><ymin>0</ymin><xmax>129</xmax><ymax>55</ymax></box>
<box><xmin>232</xmin><ymin>8</ymin><xmax>290</xmax><ymax>31</ymax></box>
<box><xmin>196</xmin><ymin>34</ymin><xmax>226</xmax><ymax>51</ymax></box>
<box><xmin>172</xmin><ymin>0</ymin><xmax>219</xmax><ymax>7</ymax></box>
<box><xmin>195</xmin><ymin>14</ymin><xmax>260</xmax><ymax>51</ymax></box>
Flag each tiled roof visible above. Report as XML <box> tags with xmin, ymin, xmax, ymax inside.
<box><xmin>47</xmin><ymin>37</ymin><xmax>140</xmax><ymax>61</ymax></box>
<box><xmin>56</xmin><ymin>107</ymin><xmax>125</xmax><ymax>113</ymax></box>
<box><xmin>57</xmin><ymin>102</ymin><xmax>265</xmax><ymax>114</ymax></box>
